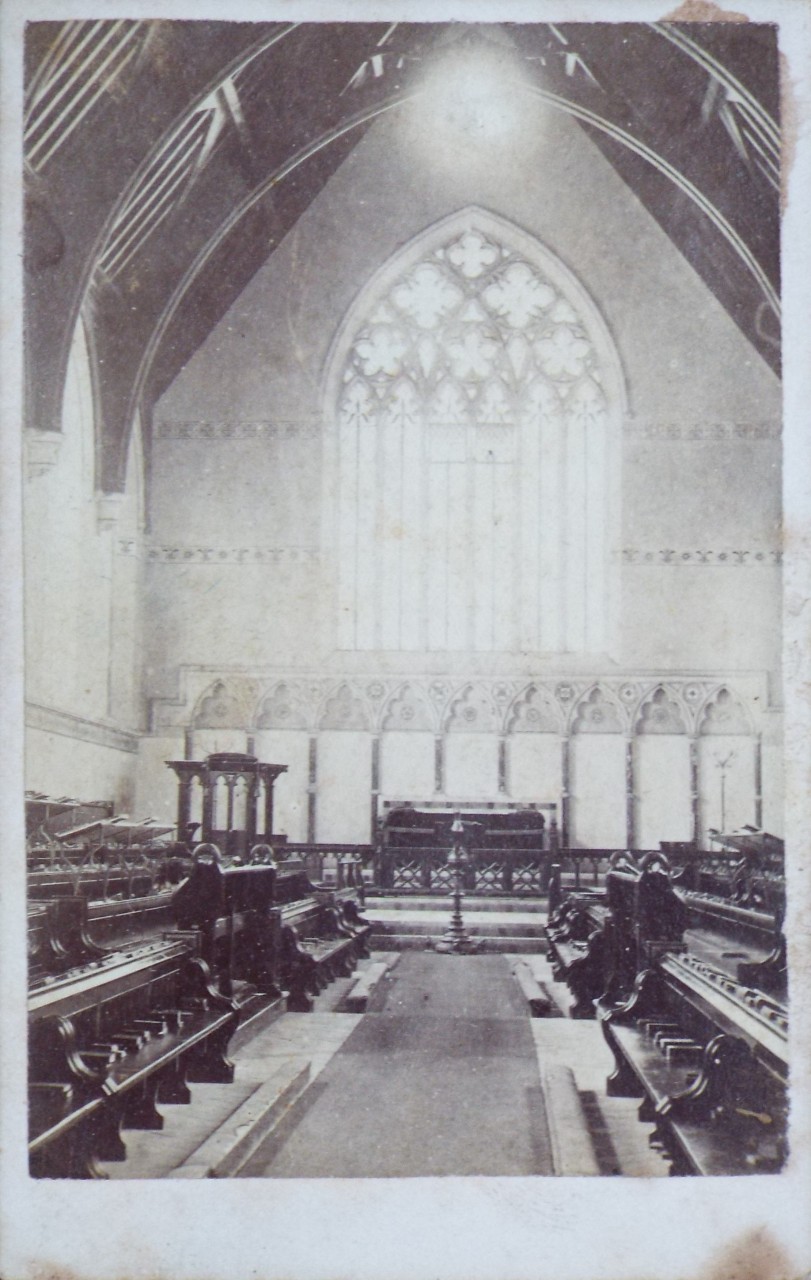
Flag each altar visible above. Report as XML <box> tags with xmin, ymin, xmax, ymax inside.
<box><xmin>374</xmin><ymin>799</ymin><xmax>558</xmax><ymax>895</ymax></box>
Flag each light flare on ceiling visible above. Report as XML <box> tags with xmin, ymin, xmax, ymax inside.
<box><xmin>401</xmin><ymin>42</ymin><xmax>539</xmax><ymax>171</ymax></box>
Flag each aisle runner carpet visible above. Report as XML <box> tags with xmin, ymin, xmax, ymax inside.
<box><xmin>241</xmin><ymin>952</ymin><xmax>553</xmax><ymax>1177</ymax></box>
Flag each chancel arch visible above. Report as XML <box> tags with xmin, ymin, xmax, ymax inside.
<box><xmin>324</xmin><ymin>207</ymin><xmax>625</xmax><ymax>657</ymax></box>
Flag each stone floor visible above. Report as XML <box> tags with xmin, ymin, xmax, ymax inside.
<box><xmin>518</xmin><ymin>949</ymin><xmax>669</xmax><ymax>1177</ymax></box>
<box><xmin>98</xmin><ymin>944</ymin><xmax>669</xmax><ymax>1180</ymax></box>
<box><xmin>240</xmin><ymin>952</ymin><xmax>555</xmax><ymax>1178</ymax></box>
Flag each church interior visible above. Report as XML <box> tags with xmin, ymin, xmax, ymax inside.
<box><xmin>21</xmin><ymin>18</ymin><xmax>790</xmax><ymax>1183</ymax></box>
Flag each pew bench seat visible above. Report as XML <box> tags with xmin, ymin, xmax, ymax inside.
<box><xmin>29</xmin><ymin>1002</ymin><xmax>238</xmax><ymax>1178</ymax></box>
<box><xmin>603</xmin><ymin>1020</ymin><xmax>778</xmax><ymax>1176</ymax></box>
<box><xmin>599</xmin><ymin>953</ymin><xmax>788</xmax><ymax>1177</ymax></box>
<box><xmin>281</xmin><ymin>927</ymin><xmax>360</xmax><ymax>1011</ymax></box>
<box><xmin>298</xmin><ymin>933</ymin><xmax>358</xmax><ymax>980</ymax></box>
<box><xmin>546</xmin><ymin>913</ymin><xmax>609</xmax><ymax>1019</ymax></box>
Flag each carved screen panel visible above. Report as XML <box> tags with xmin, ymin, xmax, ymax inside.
<box><xmin>331</xmin><ymin>211</ymin><xmax>621</xmax><ymax>655</ymax></box>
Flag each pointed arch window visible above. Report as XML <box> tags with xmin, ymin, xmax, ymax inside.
<box><xmin>326</xmin><ymin>209</ymin><xmax>624</xmax><ymax>655</ymax></box>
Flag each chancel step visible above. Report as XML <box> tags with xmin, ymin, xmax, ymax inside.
<box><xmin>363</xmin><ymin>896</ymin><xmax>548</xmax><ymax>954</ymax></box>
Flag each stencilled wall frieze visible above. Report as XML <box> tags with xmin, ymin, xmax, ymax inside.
<box><xmin>621</xmin><ymin>548</ymin><xmax>782</xmax><ymax>565</ymax></box>
<box><xmin>624</xmin><ymin>420</ymin><xmax>780</xmax><ymax>441</ymax></box>
<box><xmin>154</xmin><ymin>673</ymin><xmax>768</xmax><ymax>739</ymax></box>
<box><xmin>156</xmin><ymin>420</ymin><xmax>320</xmax><ymax>440</ymax></box>
<box><xmin>146</xmin><ymin>545</ymin><xmax>320</xmax><ymax>565</ymax></box>
<box><xmin>147</xmin><ymin>543</ymin><xmax>780</xmax><ymax>567</ymax></box>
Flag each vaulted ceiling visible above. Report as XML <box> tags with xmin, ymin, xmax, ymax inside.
<box><xmin>24</xmin><ymin>20</ymin><xmax>781</xmax><ymax>493</ymax></box>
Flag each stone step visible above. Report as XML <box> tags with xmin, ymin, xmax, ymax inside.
<box><xmin>366</xmin><ymin>895</ymin><xmax>548</xmax><ymax>914</ymax></box>
<box><xmin>341</xmin><ymin>960</ymin><xmax>393</xmax><ymax>1012</ymax></box>
<box><xmin>230</xmin><ymin>995</ymin><xmax>286</xmax><ymax>1053</ymax></box>
<box><xmin>375</xmin><ymin>934</ymin><xmax>547</xmax><ymax>954</ymax></box>
<box><xmin>540</xmin><ymin>1065</ymin><xmax>601</xmax><ymax>1176</ymax></box>
<box><xmin>367</xmin><ymin>912</ymin><xmax>545</xmax><ymax>938</ymax></box>
<box><xmin>172</xmin><ymin>1059</ymin><xmax>312</xmax><ymax>1178</ymax></box>
<box><xmin>510</xmin><ymin>959</ymin><xmax>555</xmax><ymax>1016</ymax></box>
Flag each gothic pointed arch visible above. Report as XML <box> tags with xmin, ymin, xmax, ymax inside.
<box><xmin>698</xmin><ymin>686</ymin><xmax>752</xmax><ymax>736</ymax></box>
<box><xmin>635</xmin><ymin>686</ymin><xmax>688</xmax><ymax>735</ymax></box>
<box><xmin>192</xmin><ymin>678</ymin><xmax>253</xmax><ymax>729</ymax></box>
<box><xmin>571</xmin><ymin>684</ymin><xmax>626</xmax><ymax>734</ymax></box>
<box><xmin>444</xmin><ymin>684</ymin><xmax>498</xmax><ymax>733</ymax></box>
<box><xmin>506</xmin><ymin>684</ymin><xmax>562</xmax><ymax>734</ymax></box>
<box><xmin>381</xmin><ymin>683</ymin><xmax>434</xmax><ymax>732</ymax></box>
<box><xmin>318</xmin><ymin>683</ymin><xmax>370</xmax><ymax>731</ymax></box>
<box><xmin>256</xmin><ymin>681</ymin><xmax>309</xmax><ymax>731</ymax></box>
<box><xmin>324</xmin><ymin>207</ymin><xmax>625</xmax><ymax>657</ymax></box>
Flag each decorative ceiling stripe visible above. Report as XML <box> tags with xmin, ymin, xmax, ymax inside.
<box><xmin>26</xmin><ymin>22</ymin><xmax>131</xmax><ymax>149</ymax></box>
<box><xmin>128</xmin><ymin>73</ymin><xmax>780</xmax><ymax>444</ymax></box>
<box><xmin>101</xmin><ymin>80</ymin><xmax>259</xmax><ymax>280</ymax></box>
<box><xmin>26</xmin><ymin>23</ymin><xmax>142</xmax><ymax>170</ymax></box>
<box><xmin>741</xmin><ymin>126</ymin><xmax>780</xmax><ymax>188</ymax></box>
<box><xmin>25</xmin><ymin>20</ymin><xmax>87</xmax><ymax>112</ymax></box>
<box><xmin>524</xmin><ymin>85</ymin><xmax>780</xmax><ymax>319</ymax></box>
<box><xmin>126</xmin><ymin>93</ymin><xmax>413</xmax><ymax>434</ymax></box>
<box><xmin>32</xmin><ymin>43</ymin><xmax>142</xmax><ymax>173</ymax></box>
<box><xmin>25</xmin><ymin>20</ymin><xmax>110</xmax><ymax>121</ymax></box>
<box><xmin>100</xmin><ymin>121</ymin><xmax>210</xmax><ymax>277</ymax></box>
<box><xmin>650</xmin><ymin>23</ymin><xmax>779</xmax><ymax>151</ymax></box>
<box><xmin>91</xmin><ymin>24</ymin><xmax>299</xmax><ymax>282</ymax></box>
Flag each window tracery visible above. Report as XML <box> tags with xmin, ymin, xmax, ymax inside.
<box><xmin>331</xmin><ymin>214</ymin><xmax>620</xmax><ymax>655</ymax></box>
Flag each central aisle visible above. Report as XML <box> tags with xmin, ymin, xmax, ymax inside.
<box><xmin>240</xmin><ymin>952</ymin><xmax>553</xmax><ymax>1178</ymax></box>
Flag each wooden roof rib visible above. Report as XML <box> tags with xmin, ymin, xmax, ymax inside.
<box><xmin>22</xmin><ymin>21</ymin><xmax>781</xmax><ymax>492</ymax></box>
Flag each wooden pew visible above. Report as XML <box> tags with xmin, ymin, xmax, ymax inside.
<box><xmin>598</xmin><ymin>951</ymin><xmax>788</xmax><ymax>1175</ymax></box>
<box><xmin>172</xmin><ymin>844</ymin><xmax>370</xmax><ymax>1013</ymax></box>
<box><xmin>678</xmin><ymin>891</ymin><xmax>787</xmax><ymax>996</ymax></box>
<box><xmin>545</xmin><ymin>891</ymin><xmax>609</xmax><ymax>1018</ymax></box>
<box><xmin>28</xmin><ymin>931</ymin><xmax>238</xmax><ymax>1178</ymax></box>
<box><xmin>600</xmin><ymin>853</ymin><xmax>688</xmax><ymax>1004</ymax></box>
<box><xmin>279</xmin><ymin>894</ymin><xmax>371</xmax><ymax>1012</ymax></box>
<box><xmin>546</xmin><ymin>852</ymin><xmax>690</xmax><ymax>1018</ymax></box>
<box><xmin>172</xmin><ymin>844</ymin><xmax>282</xmax><ymax>1004</ymax></box>
<box><xmin>30</xmin><ymin>843</ymin><xmax>286</xmax><ymax>1179</ymax></box>
<box><xmin>28</xmin><ymin>892</ymin><xmax>177</xmax><ymax>983</ymax></box>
